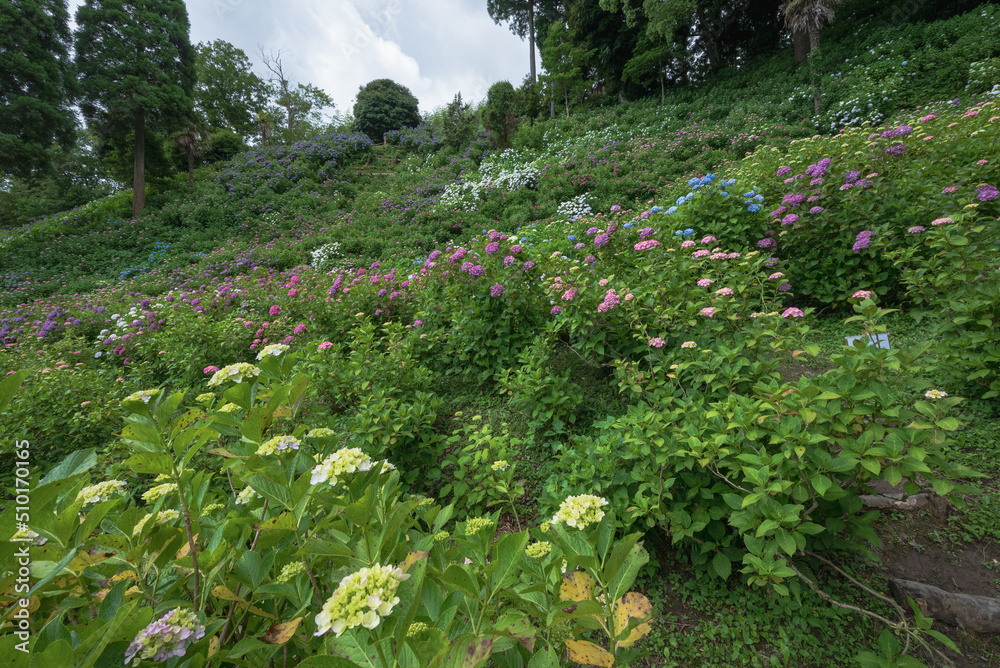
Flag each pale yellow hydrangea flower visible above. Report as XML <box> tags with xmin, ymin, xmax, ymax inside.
<box><xmin>207</xmin><ymin>363</ymin><xmax>261</xmax><ymax>387</ymax></box>
<box><xmin>314</xmin><ymin>564</ymin><xmax>410</xmax><ymax>636</ymax></box>
<box><xmin>77</xmin><ymin>480</ymin><xmax>127</xmax><ymax>504</ymax></box>
<box><xmin>141</xmin><ymin>483</ymin><xmax>177</xmax><ymax>504</ymax></box>
<box><xmin>551</xmin><ymin>494</ymin><xmax>608</xmax><ymax>530</ymax></box>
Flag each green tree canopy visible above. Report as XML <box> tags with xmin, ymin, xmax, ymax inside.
<box><xmin>75</xmin><ymin>0</ymin><xmax>196</xmax><ymax>216</ymax></box>
<box><xmin>353</xmin><ymin>79</ymin><xmax>421</xmax><ymax>142</ymax></box>
<box><xmin>481</xmin><ymin>80</ymin><xmax>518</xmax><ymax>148</ymax></box>
<box><xmin>0</xmin><ymin>0</ymin><xmax>76</xmax><ymax>178</ymax></box>
<box><xmin>194</xmin><ymin>40</ymin><xmax>269</xmax><ymax>140</ymax></box>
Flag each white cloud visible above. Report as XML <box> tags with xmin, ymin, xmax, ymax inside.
<box><xmin>67</xmin><ymin>0</ymin><xmax>534</xmax><ymax>115</ymax></box>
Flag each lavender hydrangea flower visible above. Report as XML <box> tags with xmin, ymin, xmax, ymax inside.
<box><xmin>490</xmin><ymin>284</ymin><xmax>505</xmax><ymax>297</ymax></box>
<box><xmin>594</xmin><ymin>234</ymin><xmax>610</xmax><ymax>247</ymax></box>
<box><xmin>853</xmin><ymin>230</ymin><xmax>873</xmax><ymax>254</ymax></box>
<box><xmin>976</xmin><ymin>184</ymin><xmax>999</xmax><ymax>201</ymax></box>
<box><xmin>125</xmin><ymin>609</ymin><xmax>205</xmax><ymax>665</ymax></box>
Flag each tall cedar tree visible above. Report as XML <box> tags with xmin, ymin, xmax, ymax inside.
<box><xmin>75</xmin><ymin>0</ymin><xmax>195</xmax><ymax>217</ymax></box>
<box><xmin>0</xmin><ymin>0</ymin><xmax>76</xmax><ymax>178</ymax></box>
<box><xmin>487</xmin><ymin>1</ymin><xmax>564</xmax><ymax>84</ymax></box>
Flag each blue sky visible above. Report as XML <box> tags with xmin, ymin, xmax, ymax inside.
<box><xmin>69</xmin><ymin>0</ymin><xmax>536</xmax><ymax>116</ymax></box>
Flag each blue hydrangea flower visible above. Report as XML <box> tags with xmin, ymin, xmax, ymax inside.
<box><xmin>719</xmin><ymin>192</ymin><xmax>729</xmax><ymax>197</ymax></box>
<box><xmin>743</xmin><ymin>192</ymin><xmax>756</xmax><ymax>199</ymax></box>
<box><xmin>748</xmin><ymin>204</ymin><xmax>761</xmax><ymax>213</ymax></box>
<box><xmin>568</xmin><ymin>235</ymin><xmax>576</xmax><ymax>241</ymax></box>
<box><xmin>666</xmin><ymin>206</ymin><xmax>678</xmax><ymax>215</ymax></box>
<box><xmin>683</xmin><ymin>228</ymin><xmax>695</xmax><ymax>236</ymax></box>
<box><xmin>675</xmin><ymin>230</ymin><xmax>683</xmax><ymax>236</ymax></box>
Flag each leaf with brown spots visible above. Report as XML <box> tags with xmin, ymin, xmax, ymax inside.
<box><xmin>400</xmin><ymin>550</ymin><xmax>429</xmax><ymax>574</ymax></box>
<box><xmin>260</xmin><ymin>616</ymin><xmax>303</xmax><ymax>644</ymax></box>
<box><xmin>612</xmin><ymin>592</ymin><xmax>652</xmax><ymax>648</ymax></box>
<box><xmin>565</xmin><ymin>639</ymin><xmax>615</xmax><ymax>667</ymax></box>
<box><xmin>559</xmin><ymin>570</ymin><xmax>596</xmax><ymax>602</ymax></box>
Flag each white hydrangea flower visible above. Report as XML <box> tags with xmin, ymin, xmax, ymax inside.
<box><xmin>235</xmin><ymin>487</ymin><xmax>258</xmax><ymax>505</ymax></box>
<box><xmin>551</xmin><ymin>494</ymin><xmax>609</xmax><ymax>530</ymax></box>
<box><xmin>141</xmin><ymin>483</ymin><xmax>178</xmax><ymax>504</ymax></box>
<box><xmin>314</xmin><ymin>564</ymin><xmax>410</xmax><ymax>636</ymax></box>
<box><xmin>257</xmin><ymin>435</ymin><xmax>301</xmax><ymax>456</ymax></box>
<box><xmin>256</xmin><ymin>343</ymin><xmax>289</xmax><ymax>360</ymax></box>
<box><xmin>124</xmin><ymin>389</ymin><xmax>161</xmax><ymax>405</ymax></box>
<box><xmin>77</xmin><ymin>480</ymin><xmax>127</xmax><ymax>505</ymax></box>
<box><xmin>310</xmin><ymin>448</ymin><xmax>373</xmax><ymax>486</ymax></box>
<box><xmin>133</xmin><ymin>509</ymin><xmax>180</xmax><ymax>536</ymax></box>
<box><xmin>207</xmin><ymin>363</ymin><xmax>261</xmax><ymax>387</ymax></box>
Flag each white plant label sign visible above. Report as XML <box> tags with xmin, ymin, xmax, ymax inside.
<box><xmin>845</xmin><ymin>332</ymin><xmax>890</xmax><ymax>349</ymax></box>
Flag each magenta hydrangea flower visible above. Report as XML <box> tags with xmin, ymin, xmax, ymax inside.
<box><xmin>294</xmin><ymin>323</ymin><xmax>306</xmax><ymax>335</ymax></box>
<box><xmin>681</xmin><ymin>240</ymin><xmax>695</xmax><ymax>248</ymax></box>
<box><xmin>699</xmin><ymin>307</ymin><xmax>715</xmax><ymax>318</ymax></box>
<box><xmin>633</xmin><ymin>240</ymin><xmax>660</xmax><ymax>251</ymax></box>
<box><xmin>809</xmin><ymin>206</ymin><xmax>824</xmax><ymax>214</ymax></box>
<box><xmin>485</xmin><ymin>241</ymin><xmax>500</xmax><ymax>254</ymax></box>
<box><xmin>781</xmin><ymin>307</ymin><xmax>805</xmax><ymax>318</ymax></box>
<box><xmin>503</xmin><ymin>255</ymin><xmax>516</xmax><ymax>266</ymax></box>
<box><xmin>550</xmin><ymin>305</ymin><xmax>563</xmax><ymax>315</ymax></box>
<box><xmin>930</xmin><ymin>217</ymin><xmax>953</xmax><ymax>227</ymax></box>
<box><xmin>697</xmin><ymin>278</ymin><xmax>714</xmax><ymax>287</ymax></box>
<box><xmin>269</xmin><ymin>305</ymin><xmax>281</xmax><ymax>317</ymax></box>
<box><xmin>522</xmin><ymin>261</ymin><xmax>535</xmax><ymax>270</ymax></box>
<box><xmin>781</xmin><ymin>193</ymin><xmax>805</xmax><ymax>208</ymax></box>
<box><xmin>594</xmin><ymin>234</ymin><xmax>610</xmax><ymax>247</ymax></box>
<box><xmin>648</xmin><ymin>337</ymin><xmax>665</xmax><ymax>348</ymax></box>
<box><xmin>852</xmin><ymin>290</ymin><xmax>872</xmax><ymax>299</ymax></box>
<box><xmin>757</xmin><ymin>238</ymin><xmax>775</xmax><ymax>248</ymax></box>
<box><xmin>490</xmin><ymin>284</ymin><xmax>505</xmax><ymax>297</ymax></box>
<box><xmin>471</xmin><ymin>264</ymin><xmax>486</xmax><ymax>276</ymax></box>
<box><xmin>288</xmin><ymin>288</ymin><xmax>299</xmax><ymax>297</ymax></box>
<box><xmin>203</xmin><ymin>366</ymin><xmax>219</xmax><ymax>374</ymax></box>
<box><xmin>510</xmin><ymin>245</ymin><xmax>523</xmax><ymax>254</ymax></box>
<box><xmin>318</xmin><ymin>341</ymin><xmax>333</xmax><ymax>350</ymax></box>
<box><xmin>781</xmin><ymin>214</ymin><xmax>799</xmax><ymax>225</ymax></box>
<box><xmin>450</xmin><ymin>248</ymin><xmax>468</xmax><ymax>262</ymax></box>
<box><xmin>584</xmin><ymin>255</ymin><xmax>596</xmax><ymax>264</ymax></box>
<box><xmin>639</xmin><ymin>227</ymin><xmax>655</xmax><ymax>240</ymax></box>
<box><xmin>562</xmin><ymin>287</ymin><xmax>578</xmax><ymax>301</ymax></box>
<box><xmin>597</xmin><ymin>289</ymin><xmax>620</xmax><ymax>313</ymax></box>
<box><xmin>942</xmin><ymin>186</ymin><xmax>958</xmax><ymax>194</ymax></box>
<box><xmin>701</xmin><ymin>235</ymin><xmax>717</xmax><ymax>244</ymax></box>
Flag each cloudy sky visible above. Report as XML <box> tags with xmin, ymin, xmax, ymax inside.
<box><xmin>68</xmin><ymin>0</ymin><xmax>536</xmax><ymax>117</ymax></box>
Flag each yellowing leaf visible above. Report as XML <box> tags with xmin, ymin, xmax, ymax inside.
<box><xmin>175</xmin><ymin>534</ymin><xmax>199</xmax><ymax>559</ymax></box>
<box><xmin>400</xmin><ymin>550</ymin><xmax>429</xmax><ymax>574</ymax></box>
<box><xmin>560</xmin><ymin>570</ymin><xmax>596</xmax><ymax>602</ymax></box>
<box><xmin>273</xmin><ymin>405</ymin><xmax>292</xmax><ymax>419</ymax></box>
<box><xmin>260</xmin><ymin>617</ymin><xmax>303</xmax><ymax>644</ymax></box>
<box><xmin>612</xmin><ymin>592</ymin><xmax>653</xmax><ymax>648</ymax></box>
<box><xmin>67</xmin><ymin>551</ymin><xmax>113</xmax><ymax>571</ymax></box>
<box><xmin>565</xmin><ymin>639</ymin><xmax>615</xmax><ymax>667</ymax></box>
<box><xmin>248</xmin><ymin>605</ymin><xmax>276</xmax><ymax>619</ymax></box>
<box><xmin>208</xmin><ymin>636</ymin><xmax>220</xmax><ymax>658</ymax></box>
<box><xmin>211</xmin><ymin>585</ymin><xmax>245</xmax><ymax>602</ymax></box>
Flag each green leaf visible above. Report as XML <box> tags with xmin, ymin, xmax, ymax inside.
<box><xmin>0</xmin><ymin>370</ymin><xmax>28</xmax><ymax>413</ymax></box>
<box><xmin>123</xmin><ymin>452</ymin><xmax>172</xmax><ymax>476</ymax></box>
<box><xmin>441</xmin><ymin>564</ymin><xmax>479</xmax><ymax>599</ymax></box>
<box><xmin>40</xmin><ymin>449</ymin><xmax>97</xmax><ymax>485</ymax></box>
<box><xmin>712</xmin><ymin>552</ymin><xmax>731</xmax><ymax>580</ymax></box>
<box><xmin>295</xmin><ymin>657</ymin><xmax>364</xmax><ymax>668</ymax></box>
<box><xmin>431</xmin><ymin>634</ymin><xmax>493</xmax><ymax>668</ymax></box>
<box><xmin>490</xmin><ymin>532</ymin><xmax>529</xmax><ymax>591</ymax></box>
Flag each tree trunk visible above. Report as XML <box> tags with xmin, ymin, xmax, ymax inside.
<box><xmin>660</xmin><ymin>72</ymin><xmax>665</xmax><ymax>105</ymax></box>
<box><xmin>564</xmin><ymin>90</ymin><xmax>569</xmax><ymax>117</ymax></box>
<box><xmin>793</xmin><ymin>27</ymin><xmax>811</xmax><ymax>63</ymax></box>
<box><xmin>133</xmin><ymin>110</ymin><xmax>145</xmax><ymax>218</ymax></box>
<box><xmin>187</xmin><ymin>142</ymin><xmax>195</xmax><ymax>185</ymax></box>
<box><xmin>528</xmin><ymin>3</ymin><xmax>536</xmax><ymax>85</ymax></box>
<box><xmin>550</xmin><ymin>83</ymin><xmax>555</xmax><ymax>118</ymax></box>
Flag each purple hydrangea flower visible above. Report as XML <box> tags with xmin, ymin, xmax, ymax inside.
<box><xmin>594</xmin><ymin>234</ymin><xmax>610</xmax><ymax>247</ymax></box>
<box><xmin>490</xmin><ymin>284</ymin><xmax>505</xmax><ymax>297</ymax></box>
<box><xmin>485</xmin><ymin>241</ymin><xmax>500</xmax><ymax>255</ymax></box>
<box><xmin>853</xmin><ymin>230</ymin><xmax>873</xmax><ymax>254</ymax></box>
<box><xmin>976</xmin><ymin>184</ymin><xmax>999</xmax><ymax>201</ymax></box>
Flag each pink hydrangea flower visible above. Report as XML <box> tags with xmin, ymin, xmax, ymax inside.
<box><xmin>852</xmin><ymin>290</ymin><xmax>872</xmax><ymax>299</ymax></box>
<box><xmin>930</xmin><ymin>217</ymin><xmax>953</xmax><ymax>226</ymax></box>
<box><xmin>294</xmin><ymin>323</ymin><xmax>307</xmax><ymax>335</ymax></box>
<box><xmin>648</xmin><ymin>337</ymin><xmax>665</xmax><ymax>348</ymax></box>
<box><xmin>715</xmin><ymin>287</ymin><xmax>734</xmax><ymax>296</ymax></box>
<box><xmin>204</xmin><ymin>366</ymin><xmax>219</xmax><ymax>374</ymax></box>
<box><xmin>633</xmin><ymin>240</ymin><xmax>661</xmax><ymax>251</ymax></box>
<box><xmin>681</xmin><ymin>240</ymin><xmax>695</xmax><ymax>248</ymax></box>
<box><xmin>781</xmin><ymin>308</ymin><xmax>805</xmax><ymax>318</ymax></box>
<box><xmin>697</xmin><ymin>278</ymin><xmax>714</xmax><ymax>287</ymax></box>
<box><xmin>318</xmin><ymin>342</ymin><xmax>333</xmax><ymax>350</ymax></box>
<box><xmin>699</xmin><ymin>307</ymin><xmax>715</xmax><ymax>318</ymax></box>
<box><xmin>269</xmin><ymin>305</ymin><xmax>281</xmax><ymax>317</ymax></box>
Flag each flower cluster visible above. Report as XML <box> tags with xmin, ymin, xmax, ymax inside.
<box><xmin>276</xmin><ymin>562</ymin><xmax>307</xmax><ymax>584</ymax></box>
<box><xmin>597</xmin><ymin>289</ymin><xmax>621</xmax><ymax>313</ymax></box>
<box><xmin>310</xmin><ymin>447</ymin><xmax>373</xmax><ymax>486</ymax></box>
<box><xmin>125</xmin><ymin>608</ymin><xmax>206</xmax><ymax>665</ymax></box>
<box><xmin>314</xmin><ymin>564</ymin><xmax>410</xmax><ymax>636</ymax></box>
<box><xmin>133</xmin><ymin>509</ymin><xmax>180</xmax><ymax>536</ymax></box>
<box><xmin>257</xmin><ymin>435</ymin><xmax>301</xmax><ymax>456</ymax></box>
<box><xmin>852</xmin><ymin>230</ymin><xmax>873</xmax><ymax>254</ymax></box>
<box><xmin>124</xmin><ymin>389</ymin><xmax>160</xmax><ymax>405</ymax></box>
<box><xmin>141</xmin><ymin>482</ymin><xmax>177</xmax><ymax>504</ymax></box>
<box><xmin>236</xmin><ymin>486</ymin><xmax>258</xmax><ymax>505</ymax></box>
<box><xmin>77</xmin><ymin>480</ymin><xmax>127</xmax><ymax>505</ymax></box>
<box><xmin>551</xmin><ymin>494</ymin><xmax>608</xmax><ymax>529</ymax></box>
<box><xmin>924</xmin><ymin>389</ymin><xmax>948</xmax><ymax>399</ymax></box>
<box><xmin>256</xmin><ymin>343</ymin><xmax>289</xmax><ymax>360</ymax></box>
<box><xmin>466</xmin><ymin>516</ymin><xmax>495</xmax><ymax>534</ymax></box>
<box><xmin>492</xmin><ymin>460</ymin><xmax>509</xmax><ymax>472</ymax></box>
<box><xmin>206</xmin><ymin>363</ymin><xmax>261</xmax><ymax>387</ymax></box>
<box><xmin>526</xmin><ymin>541</ymin><xmax>552</xmax><ymax>559</ymax></box>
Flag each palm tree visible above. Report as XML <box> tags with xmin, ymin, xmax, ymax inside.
<box><xmin>783</xmin><ymin>0</ymin><xmax>843</xmax><ymax>115</ymax></box>
<box><xmin>783</xmin><ymin>0</ymin><xmax>843</xmax><ymax>63</ymax></box>
<box><xmin>174</xmin><ymin>121</ymin><xmax>212</xmax><ymax>184</ymax></box>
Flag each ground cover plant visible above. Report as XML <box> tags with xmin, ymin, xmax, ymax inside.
<box><xmin>3</xmin><ymin>5</ymin><xmax>1000</xmax><ymax>667</ymax></box>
